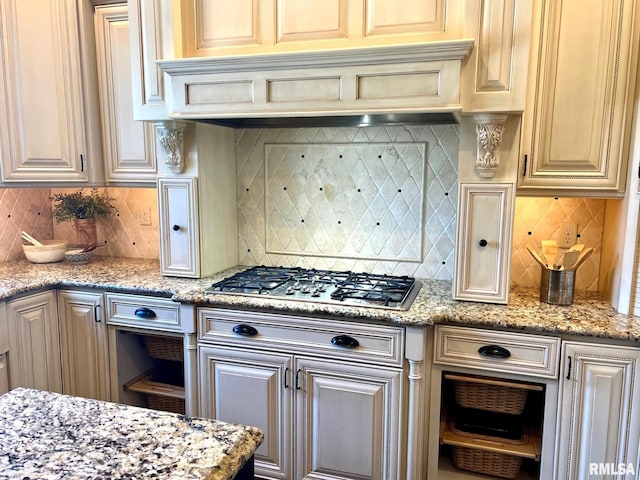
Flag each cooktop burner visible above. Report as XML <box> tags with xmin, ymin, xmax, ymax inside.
<box><xmin>205</xmin><ymin>266</ymin><xmax>420</xmax><ymax>310</ymax></box>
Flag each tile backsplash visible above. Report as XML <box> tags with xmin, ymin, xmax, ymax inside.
<box><xmin>236</xmin><ymin>125</ymin><xmax>460</xmax><ymax>279</ymax></box>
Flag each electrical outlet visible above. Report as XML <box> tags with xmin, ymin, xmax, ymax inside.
<box><xmin>559</xmin><ymin>222</ymin><xmax>577</xmax><ymax>248</ymax></box>
<box><xmin>139</xmin><ymin>205</ymin><xmax>152</xmax><ymax>226</ymax></box>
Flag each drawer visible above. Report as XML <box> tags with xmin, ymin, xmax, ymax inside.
<box><xmin>198</xmin><ymin>308</ymin><xmax>405</xmax><ymax>367</ymax></box>
<box><xmin>434</xmin><ymin>325</ymin><xmax>560</xmax><ymax>379</ymax></box>
<box><xmin>106</xmin><ymin>294</ymin><xmax>185</xmax><ymax>333</ymax></box>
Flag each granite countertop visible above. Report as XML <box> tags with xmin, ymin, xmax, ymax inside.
<box><xmin>0</xmin><ymin>257</ymin><xmax>639</xmax><ymax>342</ymax></box>
<box><xmin>0</xmin><ymin>387</ymin><xmax>263</xmax><ymax>480</ymax></box>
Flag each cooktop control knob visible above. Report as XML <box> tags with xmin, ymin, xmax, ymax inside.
<box><xmin>311</xmin><ymin>288</ymin><xmax>321</xmax><ymax>297</ymax></box>
<box><xmin>293</xmin><ymin>282</ymin><xmax>301</xmax><ymax>290</ymax></box>
<box><xmin>301</xmin><ymin>285</ymin><xmax>310</xmax><ymax>294</ymax></box>
<box><xmin>286</xmin><ymin>286</ymin><xmax>294</xmax><ymax>295</ymax></box>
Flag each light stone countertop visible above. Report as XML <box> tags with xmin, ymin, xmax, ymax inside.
<box><xmin>0</xmin><ymin>257</ymin><xmax>639</xmax><ymax>342</ymax></box>
<box><xmin>0</xmin><ymin>387</ymin><xmax>263</xmax><ymax>480</ymax></box>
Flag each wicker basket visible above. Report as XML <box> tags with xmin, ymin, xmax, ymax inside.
<box><xmin>454</xmin><ymin>379</ymin><xmax>528</xmax><ymax>415</ymax></box>
<box><xmin>452</xmin><ymin>446</ymin><xmax>523</xmax><ymax>479</ymax></box>
<box><xmin>146</xmin><ymin>394</ymin><xmax>185</xmax><ymax>415</ymax></box>
<box><xmin>143</xmin><ymin>335</ymin><xmax>183</xmax><ymax>362</ymax></box>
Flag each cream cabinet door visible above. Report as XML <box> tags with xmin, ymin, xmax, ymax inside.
<box><xmin>519</xmin><ymin>0</ymin><xmax>640</xmax><ymax>195</ymax></box>
<box><xmin>0</xmin><ymin>0</ymin><xmax>101</xmax><ymax>183</ymax></box>
<box><xmin>199</xmin><ymin>345</ymin><xmax>293</xmax><ymax>480</ymax></box>
<box><xmin>556</xmin><ymin>342</ymin><xmax>640</xmax><ymax>480</ymax></box>
<box><xmin>94</xmin><ymin>4</ymin><xmax>156</xmax><ymax>183</ymax></box>
<box><xmin>6</xmin><ymin>291</ymin><xmax>61</xmax><ymax>393</ymax></box>
<box><xmin>454</xmin><ymin>183</ymin><xmax>514</xmax><ymax>303</ymax></box>
<box><xmin>295</xmin><ymin>357</ymin><xmax>402</xmax><ymax>480</ymax></box>
<box><xmin>157</xmin><ymin>177</ymin><xmax>200</xmax><ymax>277</ymax></box>
<box><xmin>0</xmin><ymin>354</ymin><xmax>8</xmax><ymax>395</ymax></box>
<box><xmin>58</xmin><ymin>290</ymin><xmax>110</xmax><ymax>402</ymax></box>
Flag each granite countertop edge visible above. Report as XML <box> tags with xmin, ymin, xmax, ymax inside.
<box><xmin>1</xmin><ymin>257</ymin><xmax>639</xmax><ymax>343</ymax></box>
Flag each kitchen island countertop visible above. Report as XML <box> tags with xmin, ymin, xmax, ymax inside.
<box><xmin>0</xmin><ymin>257</ymin><xmax>639</xmax><ymax>342</ymax></box>
<box><xmin>0</xmin><ymin>387</ymin><xmax>263</xmax><ymax>480</ymax></box>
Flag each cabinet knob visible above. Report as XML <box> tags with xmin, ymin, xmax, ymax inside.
<box><xmin>478</xmin><ymin>239</ymin><xmax>488</xmax><ymax>247</ymax></box>
<box><xmin>172</xmin><ymin>225</ymin><xmax>181</xmax><ymax>232</ymax></box>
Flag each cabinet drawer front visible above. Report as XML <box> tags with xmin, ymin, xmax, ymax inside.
<box><xmin>106</xmin><ymin>294</ymin><xmax>182</xmax><ymax>333</ymax></box>
<box><xmin>199</xmin><ymin>308</ymin><xmax>404</xmax><ymax>367</ymax></box>
<box><xmin>434</xmin><ymin>325</ymin><xmax>560</xmax><ymax>379</ymax></box>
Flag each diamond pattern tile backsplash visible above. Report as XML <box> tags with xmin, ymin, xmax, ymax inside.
<box><xmin>511</xmin><ymin>197</ymin><xmax>605</xmax><ymax>291</ymax></box>
<box><xmin>236</xmin><ymin>125</ymin><xmax>460</xmax><ymax>279</ymax></box>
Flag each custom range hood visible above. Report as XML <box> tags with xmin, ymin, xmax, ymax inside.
<box><xmin>156</xmin><ymin>40</ymin><xmax>474</xmax><ymax>128</ymax></box>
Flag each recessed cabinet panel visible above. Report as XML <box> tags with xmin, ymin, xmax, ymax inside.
<box><xmin>364</xmin><ymin>0</ymin><xmax>446</xmax><ymax>36</ymax></box>
<box><xmin>277</xmin><ymin>0</ymin><xmax>348</xmax><ymax>42</ymax></box>
<box><xmin>94</xmin><ymin>4</ymin><xmax>156</xmax><ymax>183</ymax></box>
<box><xmin>556</xmin><ymin>342</ymin><xmax>640</xmax><ymax>480</ymax></box>
<box><xmin>454</xmin><ymin>183</ymin><xmax>514</xmax><ymax>303</ymax></box>
<box><xmin>158</xmin><ymin>177</ymin><xmax>200</xmax><ymax>277</ymax></box>
<box><xmin>519</xmin><ymin>0</ymin><xmax>639</xmax><ymax>194</ymax></box>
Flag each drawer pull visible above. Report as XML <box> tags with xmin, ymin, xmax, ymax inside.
<box><xmin>233</xmin><ymin>324</ymin><xmax>258</xmax><ymax>337</ymax></box>
<box><xmin>134</xmin><ymin>307</ymin><xmax>157</xmax><ymax>319</ymax></box>
<box><xmin>331</xmin><ymin>335</ymin><xmax>359</xmax><ymax>348</ymax></box>
<box><xmin>478</xmin><ymin>344</ymin><xmax>511</xmax><ymax>358</ymax></box>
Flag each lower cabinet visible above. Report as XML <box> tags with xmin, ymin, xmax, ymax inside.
<box><xmin>0</xmin><ymin>353</ymin><xmax>8</xmax><ymax>395</ymax></box>
<box><xmin>198</xmin><ymin>308</ymin><xmax>405</xmax><ymax>480</ymax></box>
<box><xmin>58</xmin><ymin>290</ymin><xmax>110</xmax><ymax>401</ymax></box>
<box><xmin>556</xmin><ymin>342</ymin><xmax>640</xmax><ymax>480</ymax></box>
<box><xmin>6</xmin><ymin>291</ymin><xmax>62</xmax><ymax>392</ymax></box>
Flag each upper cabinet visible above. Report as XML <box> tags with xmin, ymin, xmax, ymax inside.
<box><xmin>94</xmin><ymin>3</ymin><xmax>157</xmax><ymax>183</ymax></box>
<box><xmin>0</xmin><ymin>0</ymin><xmax>103</xmax><ymax>184</ymax></box>
<box><xmin>518</xmin><ymin>0</ymin><xmax>640</xmax><ymax>196</ymax></box>
<box><xmin>179</xmin><ymin>0</ymin><xmax>463</xmax><ymax>57</ymax></box>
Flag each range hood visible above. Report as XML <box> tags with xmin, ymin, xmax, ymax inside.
<box><xmin>157</xmin><ymin>40</ymin><xmax>474</xmax><ymax>128</ymax></box>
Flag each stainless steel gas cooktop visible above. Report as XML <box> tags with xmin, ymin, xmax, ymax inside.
<box><xmin>205</xmin><ymin>266</ymin><xmax>421</xmax><ymax>310</ymax></box>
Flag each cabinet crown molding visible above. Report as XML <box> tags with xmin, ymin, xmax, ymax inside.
<box><xmin>157</xmin><ymin>40</ymin><xmax>474</xmax><ymax>75</ymax></box>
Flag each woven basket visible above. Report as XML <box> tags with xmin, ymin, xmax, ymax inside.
<box><xmin>454</xmin><ymin>380</ymin><xmax>528</xmax><ymax>415</ymax></box>
<box><xmin>143</xmin><ymin>335</ymin><xmax>183</xmax><ymax>362</ymax></box>
<box><xmin>452</xmin><ymin>446</ymin><xmax>523</xmax><ymax>479</ymax></box>
<box><xmin>146</xmin><ymin>393</ymin><xmax>185</xmax><ymax>415</ymax></box>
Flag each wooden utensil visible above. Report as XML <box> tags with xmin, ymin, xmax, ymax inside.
<box><xmin>571</xmin><ymin>247</ymin><xmax>594</xmax><ymax>270</ymax></box>
<box><xmin>527</xmin><ymin>245</ymin><xmax>548</xmax><ymax>269</ymax></box>
<box><xmin>562</xmin><ymin>250</ymin><xmax>581</xmax><ymax>270</ymax></box>
<box><xmin>21</xmin><ymin>231</ymin><xmax>43</xmax><ymax>247</ymax></box>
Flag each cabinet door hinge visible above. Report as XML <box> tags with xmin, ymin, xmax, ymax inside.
<box><xmin>523</xmin><ymin>155</ymin><xmax>528</xmax><ymax>177</ymax></box>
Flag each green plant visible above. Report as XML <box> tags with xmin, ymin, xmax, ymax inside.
<box><xmin>51</xmin><ymin>188</ymin><xmax>117</xmax><ymax>223</ymax></box>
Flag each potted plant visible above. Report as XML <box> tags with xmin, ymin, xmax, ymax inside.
<box><xmin>51</xmin><ymin>188</ymin><xmax>117</xmax><ymax>246</ymax></box>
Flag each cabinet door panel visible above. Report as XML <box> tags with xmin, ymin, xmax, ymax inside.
<box><xmin>0</xmin><ymin>353</ymin><xmax>8</xmax><ymax>395</ymax></box>
<box><xmin>6</xmin><ymin>291</ymin><xmax>61</xmax><ymax>392</ymax></box>
<box><xmin>0</xmin><ymin>0</ymin><xmax>87</xmax><ymax>182</ymax></box>
<box><xmin>557</xmin><ymin>342</ymin><xmax>640</xmax><ymax>480</ymax></box>
<box><xmin>277</xmin><ymin>0</ymin><xmax>348</xmax><ymax>42</ymax></box>
<box><xmin>199</xmin><ymin>346</ymin><xmax>292</xmax><ymax>480</ymax></box>
<box><xmin>157</xmin><ymin>177</ymin><xmax>200</xmax><ymax>277</ymax></box>
<box><xmin>94</xmin><ymin>5</ymin><xmax>156</xmax><ymax>183</ymax></box>
<box><xmin>58</xmin><ymin>291</ymin><xmax>110</xmax><ymax>401</ymax></box>
<box><xmin>296</xmin><ymin>357</ymin><xmax>402</xmax><ymax>480</ymax></box>
<box><xmin>454</xmin><ymin>183</ymin><xmax>514</xmax><ymax>303</ymax></box>
<box><xmin>519</xmin><ymin>0</ymin><xmax>639</xmax><ymax>194</ymax></box>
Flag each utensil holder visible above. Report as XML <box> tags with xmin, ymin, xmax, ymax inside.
<box><xmin>540</xmin><ymin>268</ymin><xmax>575</xmax><ymax>305</ymax></box>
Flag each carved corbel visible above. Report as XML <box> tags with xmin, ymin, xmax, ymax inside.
<box><xmin>156</xmin><ymin>121</ymin><xmax>186</xmax><ymax>174</ymax></box>
<box><xmin>474</xmin><ymin>113</ymin><xmax>508</xmax><ymax>178</ymax></box>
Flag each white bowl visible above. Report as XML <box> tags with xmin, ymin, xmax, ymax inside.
<box><xmin>22</xmin><ymin>240</ymin><xmax>69</xmax><ymax>263</ymax></box>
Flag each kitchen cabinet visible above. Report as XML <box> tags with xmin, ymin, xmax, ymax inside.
<box><xmin>454</xmin><ymin>183</ymin><xmax>514</xmax><ymax>303</ymax></box>
<box><xmin>0</xmin><ymin>0</ymin><xmax>103</xmax><ymax>184</ymax></box>
<box><xmin>94</xmin><ymin>3</ymin><xmax>157</xmax><ymax>183</ymax></box>
<box><xmin>519</xmin><ymin>0</ymin><xmax>640</xmax><ymax>196</ymax></box>
<box><xmin>128</xmin><ymin>0</ymin><xmax>174</xmax><ymax>121</ymax></box>
<box><xmin>198</xmin><ymin>308</ymin><xmax>405</xmax><ymax>480</ymax></box>
<box><xmin>156</xmin><ymin>123</ymin><xmax>238</xmax><ymax>278</ymax></box>
<box><xmin>179</xmin><ymin>0</ymin><xmax>463</xmax><ymax>58</ymax></box>
<box><xmin>5</xmin><ymin>291</ymin><xmax>62</xmax><ymax>393</ymax></box>
<box><xmin>58</xmin><ymin>290</ymin><xmax>110</xmax><ymax>402</ymax></box>
<box><xmin>0</xmin><ymin>354</ymin><xmax>8</xmax><ymax>395</ymax></box>
<box><xmin>555</xmin><ymin>341</ymin><xmax>640</xmax><ymax>480</ymax></box>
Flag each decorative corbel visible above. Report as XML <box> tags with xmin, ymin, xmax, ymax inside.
<box><xmin>156</xmin><ymin>121</ymin><xmax>186</xmax><ymax>174</ymax></box>
<box><xmin>474</xmin><ymin>113</ymin><xmax>508</xmax><ymax>178</ymax></box>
